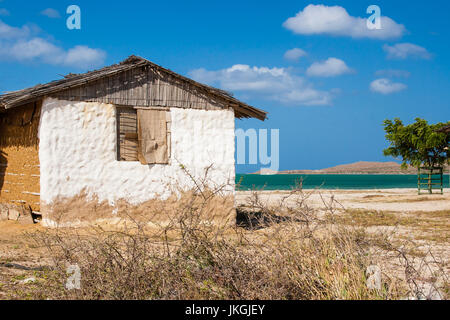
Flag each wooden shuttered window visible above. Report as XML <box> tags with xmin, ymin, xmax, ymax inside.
<box><xmin>117</xmin><ymin>107</ymin><xmax>171</xmax><ymax>164</ymax></box>
<box><xmin>137</xmin><ymin>109</ymin><xmax>170</xmax><ymax>165</ymax></box>
<box><xmin>117</xmin><ymin>107</ymin><xmax>139</xmax><ymax>161</ymax></box>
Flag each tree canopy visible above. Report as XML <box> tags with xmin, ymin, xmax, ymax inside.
<box><xmin>383</xmin><ymin>118</ymin><xmax>450</xmax><ymax>168</ymax></box>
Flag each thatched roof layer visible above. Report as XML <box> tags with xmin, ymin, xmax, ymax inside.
<box><xmin>0</xmin><ymin>55</ymin><xmax>267</xmax><ymax>121</ymax></box>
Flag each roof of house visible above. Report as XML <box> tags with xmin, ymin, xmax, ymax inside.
<box><xmin>0</xmin><ymin>55</ymin><xmax>267</xmax><ymax>121</ymax></box>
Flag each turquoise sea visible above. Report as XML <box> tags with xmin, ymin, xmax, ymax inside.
<box><xmin>236</xmin><ymin>174</ymin><xmax>450</xmax><ymax>191</ymax></box>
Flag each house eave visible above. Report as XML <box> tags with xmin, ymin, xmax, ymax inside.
<box><xmin>0</xmin><ymin>55</ymin><xmax>268</xmax><ymax>121</ymax></box>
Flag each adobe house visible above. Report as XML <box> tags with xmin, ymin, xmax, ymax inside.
<box><xmin>0</xmin><ymin>56</ymin><xmax>266</xmax><ymax>226</ymax></box>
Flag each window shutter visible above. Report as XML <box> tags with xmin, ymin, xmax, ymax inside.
<box><xmin>117</xmin><ymin>107</ymin><xmax>139</xmax><ymax>161</ymax></box>
<box><xmin>137</xmin><ymin>109</ymin><xmax>169</xmax><ymax>165</ymax></box>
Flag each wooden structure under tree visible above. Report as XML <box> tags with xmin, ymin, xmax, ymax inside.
<box><xmin>417</xmin><ymin>167</ymin><xmax>444</xmax><ymax>195</ymax></box>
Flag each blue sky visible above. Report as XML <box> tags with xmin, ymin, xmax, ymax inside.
<box><xmin>0</xmin><ymin>0</ymin><xmax>449</xmax><ymax>173</ymax></box>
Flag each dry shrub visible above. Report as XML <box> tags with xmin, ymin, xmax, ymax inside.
<box><xmin>21</xmin><ymin>171</ymin><xmax>445</xmax><ymax>300</ymax></box>
<box><xmin>25</xmin><ymin>184</ymin><xmax>405</xmax><ymax>300</ymax></box>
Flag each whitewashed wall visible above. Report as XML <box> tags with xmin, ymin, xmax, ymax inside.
<box><xmin>38</xmin><ymin>98</ymin><xmax>235</xmax><ymax>210</ymax></box>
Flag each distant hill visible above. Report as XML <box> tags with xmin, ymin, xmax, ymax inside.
<box><xmin>253</xmin><ymin>161</ymin><xmax>449</xmax><ymax>175</ymax></box>
<box><xmin>284</xmin><ymin>161</ymin><xmax>418</xmax><ymax>175</ymax></box>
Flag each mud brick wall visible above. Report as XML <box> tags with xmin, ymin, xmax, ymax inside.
<box><xmin>0</xmin><ymin>102</ymin><xmax>41</xmax><ymax>212</ymax></box>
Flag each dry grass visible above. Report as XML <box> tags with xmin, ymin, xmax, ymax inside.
<box><xmin>357</xmin><ymin>196</ymin><xmax>448</xmax><ymax>204</ymax></box>
<box><xmin>2</xmin><ymin>173</ymin><xmax>448</xmax><ymax>300</ymax></box>
<box><xmin>409</xmin><ymin>210</ymin><xmax>450</xmax><ymax>219</ymax></box>
<box><xmin>2</xmin><ymin>196</ymin><xmax>396</xmax><ymax>299</ymax></box>
<box><xmin>337</xmin><ymin>209</ymin><xmax>416</xmax><ymax>227</ymax></box>
<box><xmin>16</xmin><ymin>195</ymin><xmax>391</xmax><ymax>300</ymax></box>
<box><xmin>339</xmin><ymin>208</ymin><xmax>449</xmax><ymax>230</ymax></box>
<box><xmin>399</xmin><ymin>233</ymin><xmax>449</xmax><ymax>244</ymax></box>
<box><xmin>337</xmin><ymin>208</ymin><xmax>449</xmax><ymax>246</ymax></box>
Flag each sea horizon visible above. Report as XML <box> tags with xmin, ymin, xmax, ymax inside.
<box><xmin>236</xmin><ymin>173</ymin><xmax>450</xmax><ymax>191</ymax></box>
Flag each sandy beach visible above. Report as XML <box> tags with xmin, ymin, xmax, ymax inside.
<box><xmin>237</xmin><ymin>188</ymin><xmax>450</xmax><ymax>212</ymax></box>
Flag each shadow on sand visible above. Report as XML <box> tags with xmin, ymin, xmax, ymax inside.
<box><xmin>236</xmin><ymin>208</ymin><xmax>302</xmax><ymax>230</ymax></box>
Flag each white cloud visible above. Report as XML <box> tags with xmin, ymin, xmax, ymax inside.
<box><xmin>370</xmin><ymin>78</ymin><xmax>407</xmax><ymax>94</ymax></box>
<box><xmin>0</xmin><ymin>19</ymin><xmax>30</xmax><ymax>39</ymax></box>
<box><xmin>189</xmin><ymin>64</ymin><xmax>333</xmax><ymax>106</ymax></box>
<box><xmin>0</xmin><ymin>8</ymin><xmax>9</xmax><ymax>16</ymax></box>
<box><xmin>283</xmin><ymin>4</ymin><xmax>406</xmax><ymax>40</ymax></box>
<box><xmin>6</xmin><ymin>38</ymin><xmax>61</xmax><ymax>61</ymax></box>
<box><xmin>306</xmin><ymin>58</ymin><xmax>352</xmax><ymax>77</ymax></box>
<box><xmin>383</xmin><ymin>43</ymin><xmax>431</xmax><ymax>60</ymax></box>
<box><xmin>375</xmin><ymin>69</ymin><xmax>410</xmax><ymax>78</ymax></box>
<box><xmin>62</xmin><ymin>46</ymin><xmax>106</xmax><ymax>69</ymax></box>
<box><xmin>0</xmin><ymin>20</ymin><xmax>106</xmax><ymax>69</ymax></box>
<box><xmin>283</xmin><ymin>48</ymin><xmax>307</xmax><ymax>62</ymax></box>
<box><xmin>41</xmin><ymin>8</ymin><xmax>60</xmax><ymax>19</ymax></box>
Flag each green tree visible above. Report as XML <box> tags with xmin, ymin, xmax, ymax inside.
<box><xmin>383</xmin><ymin>118</ymin><xmax>450</xmax><ymax>168</ymax></box>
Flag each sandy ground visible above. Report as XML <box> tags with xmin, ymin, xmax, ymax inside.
<box><xmin>0</xmin><ymin>188</ymin><xmax>449</xmax><ymax>299</ymax></box>
<box><xmin>237</xmin><ymin>188</ymin><xmax>450</xmax><ymax>299</ymax></box>
<box><xmin>236</xmin><ymin>188</ymin><xmax>450</xmax><ymax>212</ymax></box>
